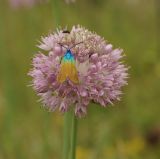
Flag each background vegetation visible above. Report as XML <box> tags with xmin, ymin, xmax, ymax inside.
<box><xmin>0</xmin><ymin>0</ymin><xmax>160</xmax><ymax>158</ymax></box>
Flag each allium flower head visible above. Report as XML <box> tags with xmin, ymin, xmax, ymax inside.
<box><xmin>28</xmin><ymin>25</ymin><xmax>128</xmax><ymax>117</ymax></box>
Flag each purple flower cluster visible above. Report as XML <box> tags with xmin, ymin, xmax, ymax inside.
<box><xmin>28</xmin><ymin>25</ymin><xmax>128</xmax><ymax>117</ymax></box>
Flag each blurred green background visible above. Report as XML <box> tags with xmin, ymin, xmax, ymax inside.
<box><xmin>0</xmin><ymin>0</ymin><xmax>160</xmax><ymax>158</ymax></box>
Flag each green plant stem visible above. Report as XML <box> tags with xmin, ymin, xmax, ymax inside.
<box><xmin>70</xmin><ymin>112</ymin><xmax>77</xmax><ymax>159</ymax></box>
<box><xmin>155</xmin><ymin>0</ymin><xmax>160</xmax><ymax>59</ymax></box>
<box><xmin>52</xmin><ymin>0</ymin><xmax>61</xmax><ymax>26</ymax></box>
<box><xmin>62</xmin><ymin>112</ymin><xmax>71</xmax><ymax>159</ymax></box>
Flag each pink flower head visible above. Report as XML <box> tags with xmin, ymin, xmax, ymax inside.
<box><xmin>28</xmin><ymin>25</ymin><xmax>128</xmax><ymax>117</ymax></box>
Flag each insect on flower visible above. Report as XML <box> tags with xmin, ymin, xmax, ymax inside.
<box><xmin>57</xmin><ymin>42</ymin><xmax>83</xmax><ymax>84</ymax></box>
<box><xmin>62</xmin><ymin>30</ymin><xmax>70</xmax><ymax>34</ymax></box>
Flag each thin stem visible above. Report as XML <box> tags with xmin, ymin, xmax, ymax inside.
<box><xmin>154</xmin><ymin>0</ymin><xmax>160</xmax><ymax>59</ymax></box>
<box><xmin>51</xmin><ymin>0</ymin><xmax>61</xmax><ymax>26</ymax></box>
<box><xmin>62</xmin><ymin>112</ymin><xmax>71</xmax><ymax>159</ymax></box>
<box><xmin>70</xmin><ymin>112</ymin><xmax>77</xmax><ymax>159</ymax></box>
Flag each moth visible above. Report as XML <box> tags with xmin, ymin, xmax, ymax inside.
<box><xmin>57</xmin><ymin>42</ymin><xmax>83</xmax><ymax>84</ymax></box>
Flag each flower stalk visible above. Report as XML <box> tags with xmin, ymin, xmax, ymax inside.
<box><xmin>70</xmin><ymin>111</ymin><xmax>77</xmax><ymax>159</ymax></box>
<box><xmin>51</xmin><ymin>0</ymin><xmax>61</xmax><ymax>26</ymax></box>
<box><xmin>62</xmin><ymin>112</ymin><xmax>71</xmax><ymax>159</ymax></box>
<box><xmin>62</xmin><ymin>110</ymin><xmax>77</xmax><ymax>159</ymax></box>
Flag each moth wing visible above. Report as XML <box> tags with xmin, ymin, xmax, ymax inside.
<box><xmin>57</xmin><ymin>61</ymin><xmax>79</xmax><ymax>84</ymax></box>
<box><xmin>57</xmin><ymin>62</ymin><xmax>68</xmax><ymax>83</ymax></box>
<box><xmin>68</xmin><ymin>62</ymin><xmax>79</xmax><ymax>84</ymax></box>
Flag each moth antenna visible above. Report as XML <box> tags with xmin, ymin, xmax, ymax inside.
<box><xmin>69</xmin><ymin>41</ymin><xmax>83</xmax><ymax>50</ymax></box>
<box><xmin>58</xmin><ymin>43</ymin><xmax>68</xmax><ymax>50</ymax></box>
